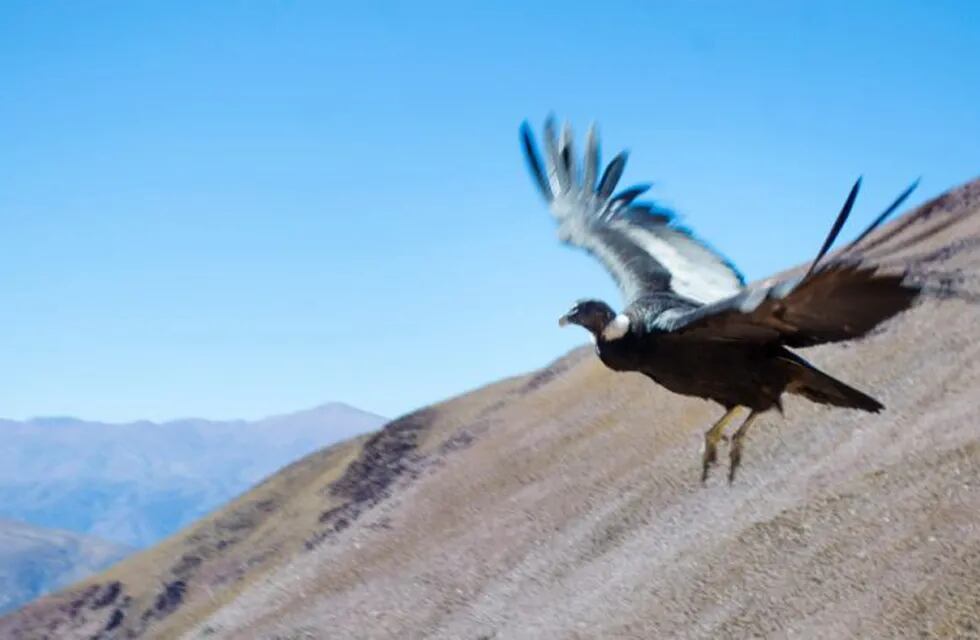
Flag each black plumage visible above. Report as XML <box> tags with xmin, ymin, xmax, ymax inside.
<box><xmin>521</xmin><ymin>118</ymin><xmax>920</xmax><ymax>483</ymax></box>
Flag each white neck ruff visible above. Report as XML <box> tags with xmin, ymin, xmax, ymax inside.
<box><xmin>600</xmin><ymin>314</ymin><xmax>630</xmax><ymax>341</ymax></box>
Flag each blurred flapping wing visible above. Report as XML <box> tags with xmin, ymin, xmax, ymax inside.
<box><xmin>520</xmin><ymin>118</ymin><xmax>745</xmax><ymax>306</ymax></box>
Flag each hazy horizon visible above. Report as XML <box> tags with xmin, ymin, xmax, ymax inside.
<box><xmin>2</xmin><ymin>399</ymin><xmax>385</xmax><ymax>426</ymax></box>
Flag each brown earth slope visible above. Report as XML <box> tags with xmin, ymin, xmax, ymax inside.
<box><xmin>3</xmin><ymin>179</ymin><xmax>980</xmax><ymax>639</ymax></box>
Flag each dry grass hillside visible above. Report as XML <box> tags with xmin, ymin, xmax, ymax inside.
<box><xmin>3</xmin><ymin>178</ymin><xmax>980</xmax><ymax>639</ymax></box>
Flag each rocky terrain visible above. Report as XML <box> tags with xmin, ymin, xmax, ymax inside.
<box><xmin>2</xmin><ymin>178</ymin><xmax>979</xmax><ymax>639</ymax></box>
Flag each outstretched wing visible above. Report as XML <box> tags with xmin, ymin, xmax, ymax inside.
<box><xmin>520</xmin><ymin>118</ymin><xmax>745</xmax><ymax>305</ymax></box>
<box><xmin>655</xmin><ymin>180</ymin><xmax>921</xmax><ymax>346</ymax></box>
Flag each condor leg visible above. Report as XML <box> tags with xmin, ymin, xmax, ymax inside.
<box><xmin>728</xmin><ymin>410</ymin><xmax>761</xmax><ymax>484</ymax></box>
<box><xmin>701</xmin><ymin>406</ymin><xmax>741</xmax><ymax>483</ymax></box>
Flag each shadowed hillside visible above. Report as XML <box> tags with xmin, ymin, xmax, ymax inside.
<box><xmin>3</xmin><ymin>178</ymin><xmax>980</xmax><ymax>639</ymax></box>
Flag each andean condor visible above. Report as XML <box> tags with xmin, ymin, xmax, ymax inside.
<box><xmin>520</xmin><ymin>117</ymin><xmax>920</xmax><ymax>483</ymax></box>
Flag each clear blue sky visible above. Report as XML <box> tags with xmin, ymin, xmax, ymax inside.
<box><xmin>1</xmin><ymin>1</ymin><xmax>977</xmax><ymax>422</ymax></box>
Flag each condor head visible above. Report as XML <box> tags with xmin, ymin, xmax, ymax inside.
<box><xmin>558</xmin><ymin>299</ymin><xmax>630</xmax><ymax>341</ymax></box>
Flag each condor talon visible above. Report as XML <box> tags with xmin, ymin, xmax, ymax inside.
<box><xmin>701</xmin><ymin>407</ymin><xmax>740</xmax><ymax>483</ymax></box>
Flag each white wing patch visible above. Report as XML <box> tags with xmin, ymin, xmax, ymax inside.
<box><xmin>618</xmin><ymin>224</ymin><xmax>743</xmax><ymax>304</ymax></box>
<box><xmin>601</xmin><ymin>314</ymin><xmax>631</xmax><ymax>341</ymax></box>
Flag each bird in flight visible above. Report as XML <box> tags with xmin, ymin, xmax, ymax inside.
<box><xmin>520</xmin><ymin>117</ymin><xmax>920</xmax><ymax>483</ymax></box>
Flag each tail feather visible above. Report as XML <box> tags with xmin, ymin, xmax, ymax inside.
<box><xmin>782</xmin><ymin>352</ymin><xmax>884</xmax><ymax>413</ymax></box>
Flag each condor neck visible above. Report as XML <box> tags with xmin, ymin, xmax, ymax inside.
<box><xmin>599</xmin><ymin>314</ymin><xmax>631</xmax><ymax>341</ymax></box>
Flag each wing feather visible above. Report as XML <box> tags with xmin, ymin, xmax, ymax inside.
<box><xmin>542</xmin><ymin>118</ymin><xmax>567</xmax><ymax>194</ymax></box>
<box><xmin>597</xmin><ymin>152</ymin><xmax>628</xmax><ymax>202</ymax></box>
<box><xmin>657</xmin><ymin>181</ymin><xmax>921</xmax><ymax>346</ymax></box>
<box><xmin>658</xmin><ymin>263</ymin><xmax>917</xmax><ymax>346</ymax></box>
<box><xmin>583</xmin><ymin>124</ymin><xmax>599</xmax><ymax>191</ymax></box>
<box><xmin>520</xmin><ymin>118</ymin><xmax>745</xmax><ymax>305</ymax></box>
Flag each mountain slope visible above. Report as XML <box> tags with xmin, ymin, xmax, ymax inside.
<box><xmin>0</xmin><ymin>403</ymin><xmax>386</xmax><ymax>547</ymax></box>
<box><xmin>3</xmin><ymin>178</ymin><xmax>979</xmax><ymax>639</ymax></box>
<box><xmin>0</xmin><ymin>519</ymin><xmax>131</xmax><ymax>615</ymax></box>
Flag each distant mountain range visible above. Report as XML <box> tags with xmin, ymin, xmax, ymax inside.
<box><xmin>0</xmin><ymin>518</ymin><xmax>131</xmax><ymax>614</ymax></box>
<box><xmin>0</xmin><ymin>402</ymin><xmax>386</xmax><ymax>549</ymax></box>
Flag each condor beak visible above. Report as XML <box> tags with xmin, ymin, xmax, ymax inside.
<box><xmin>558</xmin><ymin>314</ymin><xmax>571</xmax><ymax>327</ymax></box>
